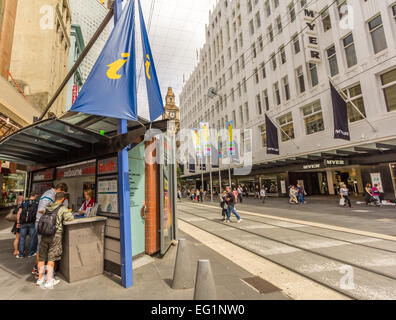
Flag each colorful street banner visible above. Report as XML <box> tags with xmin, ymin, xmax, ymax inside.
<box><xmin>210</xmin><ymin>129</ymin><xmax>219</xmax><ymax>168</ymax></box>
<box><xmin>70</xmin><ymin>0</ymin><xmax>137</xmax><ymax>120</ymax></box>
<box><xmin>331</xmin><ymin>81</ymin><xmax>350</xmax><ymax>141</ymax></box>
<box><xmin>226</xmin><ymin>121</ymin><xmax>235</xmax><ymax>156</ymax></box>
<box><xmin>138</xmin><ymin>0</ymin><xmax>165</xmax><ymax>121</ymax></box>
<box><xmin>265</xmin><ymin>114</ymin><xmax>280</xmax><ymax>155</ymax></box>
<box><xmin>200</xmin><ymin>122</ymin><xmax>211</xmax><ymax>156</ymax></box>
<box><xmin>192</xmin><ymin>129</ymin><xmax>202</xmax><ymax>158</ymax></box>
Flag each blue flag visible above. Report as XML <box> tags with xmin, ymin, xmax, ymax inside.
<box><xmin>70</xmin><ymin>0</ymin><xmax>137</xmax><ymax>120</ymax></box>
<box><xmin>138</xmin><ymin>0</ymin><xmax>165</xmax><ymax>122</ymax></box>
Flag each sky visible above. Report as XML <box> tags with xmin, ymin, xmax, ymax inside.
<box><xmin>133</xmin><ymin>0</ymin><xmax>216</xmax><ymax>118</ymax></box>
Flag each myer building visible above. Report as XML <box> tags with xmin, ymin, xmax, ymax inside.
<box><xmin>179</xmin><ymin>0</ymin><xmax>396</xmax><ymax>199</ymax></box>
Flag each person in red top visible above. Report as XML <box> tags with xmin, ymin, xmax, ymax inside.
<box><xmin>78</xmin><ymin>190</ymin><xmax>95</xmax><ymax>216</ymax></box>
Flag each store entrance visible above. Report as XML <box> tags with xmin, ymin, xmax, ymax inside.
<box><xmin>289</xmin><ymin>172</ymin><xmax>327</xmax><ymax>196</ymax></box>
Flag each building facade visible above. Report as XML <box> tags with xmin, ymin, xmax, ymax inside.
<box><xmin>65</xmin><ymin>24</ymin><xmax>85</xmax><ymax>111</ymax></box>
<box><xmin>180</xmin><ymin>0</ymin><xmax>396</xmax><ymax>199</ymax></box>
<box><xmin>69</xmin><ymin>0</ymin><xmax>109</xmax><ymax>83</ymax></box>
<box><xmin>9</xmin><ymin>0</ymin><xmax>72</xmax><ymax>117</ymax></box>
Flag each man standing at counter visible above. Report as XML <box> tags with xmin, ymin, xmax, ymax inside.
<box><xmin>32</xmin><ymin>183</ymin><xmax>68</xmax><ymax>277</ymax></box>
<box><xmin>36</xmin><ymin>192</ymin><xmax>74</xmax><ymax>289</ymax></box>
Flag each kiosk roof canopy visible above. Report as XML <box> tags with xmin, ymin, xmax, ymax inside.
<box><xmin>0</xmin><ymin>113</ymin><xmax>168</xmax><ymax>167</ymax></box>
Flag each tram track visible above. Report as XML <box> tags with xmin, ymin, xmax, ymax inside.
<box><xmin>182</xmin><ymin>203</ymin><xmax>396</xmax><ymax>255</ymax></box>
<box><xmin>178</xmin><ymin>203</ymin><xmax>396</xmax><ymax>300</ymax></box>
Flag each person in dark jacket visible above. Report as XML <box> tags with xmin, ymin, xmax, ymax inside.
<box><xmin>16</xmin><ymin>193</ymin><xmax>39</xmax><ymax>258</ymax></box>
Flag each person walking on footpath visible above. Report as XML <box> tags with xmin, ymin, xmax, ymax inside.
<box><xmin>297</xmin><ymin>184</ymin><xmax>306</xmax><ymax>204</ymax></box>
<box><xmin>36</xmin><ymin>192</ymin><xmax>74</xmax><ymax>289</ymax></box>
<box><xmin>254</xmin><ymin>185</ymin><xmax>260</xmax><ymax>198</ymax></box>
<box><xmin>232</xmin><ymin>187</ymin><xmax>239</xmax><ymax>204</ymax></box>
<box><xmin>237</xmin><ymin>185</ymin><xmax>243</xmax><ymax>203</ymax></box>
<box><xmin>225</xmin><ymin>186</ymin><xmax>242</xmax><ymax>223</ymax></box>
<box><xmin>177</xmin><ymin>188</ymin><xmax>182</xmax><ymax>202</ymax></box>
<box><xmin>219</xmin><ymin>190</ymin><xmax>228</xmax><ymax>221</ymax></box>
<box><xmin>16</xmin><ymin>192</ymin><xmax>39</xmax><ymax>259</ymax></box>
<box><xmin>340</xmin><ymin>184</ymin><xmax>353</xmax><ymax>208</ymax></box>
<box><xmin>260</xmin><ymin>186</ymin><xmax>266</xmax><ymax>203</ymax></box>
<box><xmin>289</xmin><ymin>185</ymin><xmax>298</xmax><ymax>204</ymax></box>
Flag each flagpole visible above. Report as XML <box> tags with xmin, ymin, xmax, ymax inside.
<box><xmin>209</xmin><ymin>160</ymin><xmax>213</xmax><ymax>202</ymax></box>
<box><xmin>265</xmin><ymin>113</ymin><xmax>300</xmax><ymax>150</ymax></box>
<box><xmin>329</xmin><ymin>77</ymin><xmax>377</xmax><ymax>132</ymax></box>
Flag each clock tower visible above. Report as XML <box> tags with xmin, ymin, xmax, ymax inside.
<box><xmin>163</xmin><ymin>87</ymin><xmax>180</xmax><ymax>132</ymax></box>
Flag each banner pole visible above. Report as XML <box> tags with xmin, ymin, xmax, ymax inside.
<box><xmin>329</xmin><ymin>77</ymin><xmax>377</xmax><ymax>132</ymax></box>
<box><xmin>209</xmin><ymin>161</ymin><xmax>213</xmax><ymax>202</ymax></box>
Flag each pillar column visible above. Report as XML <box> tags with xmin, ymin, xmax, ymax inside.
<box><xmin>326</xmin><ymin>169</ymin><xmax>335</xmax><ymax>195</ymax></box>
<box><xmin>145</xmin><ymin>138</ymin><xmax>160</xmax><ymax>255</ymax></box>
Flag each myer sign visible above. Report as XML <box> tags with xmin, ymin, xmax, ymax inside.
<box><xmin>304</xmin><ymin>9</ymin><xmax>321</xmax><ymax>64</ymax></box>
<box><xmin>302</xmin><ymin>159</ymin><xmax>348</xmax><ymax>170</ymax></box>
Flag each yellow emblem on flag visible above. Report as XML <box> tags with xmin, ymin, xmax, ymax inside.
<box><xmin>106</xmin><ymin>53</ymin><xmax>130</xmax><ymax>80</ymax></box>
<box><xmin>145</xmin><ymin>55</ymin><xmax>151</xmax><ymax>80</ymax></box>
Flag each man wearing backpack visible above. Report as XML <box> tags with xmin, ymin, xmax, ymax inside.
<box><xmin>16</xmin><ymin>193</ymin><xmax>39</xmax><ymax>259</ymax></box>
<box><xmin>37</xmin><ymin>192</ymin><xmax>74</xmax><ymax>289</ymax></box>
<box><xmin>32</xmin><ymin>183</ymin><xmax>68</xmax><ymax>277</ymax></box>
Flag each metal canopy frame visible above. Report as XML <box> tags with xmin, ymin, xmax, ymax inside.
<box><xmin>0</xmin><ymin>115</ymin><xmax>169</xmax><ymax>167</ymax></box>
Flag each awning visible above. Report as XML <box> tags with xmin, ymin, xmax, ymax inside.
<box><xmin>0</xmin><ymin>112</ymin><xmax>169</xmax><ymax>166</ymax></box>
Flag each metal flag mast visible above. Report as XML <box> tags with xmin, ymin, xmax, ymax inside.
<box><xmin>329</xmin><ymin>76</ymin><xmax>377</xmax><ymax>133</ymax></box>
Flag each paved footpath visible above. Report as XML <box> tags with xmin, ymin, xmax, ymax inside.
<box><xmin>0</xmin><ymin>215</ymin><xmax>287</xmax><ymax>300</ymax></box>
<box><xmin>178</xmin><ymin>199</ymin><xmax>396</xmax><ymax>300</ymax></box>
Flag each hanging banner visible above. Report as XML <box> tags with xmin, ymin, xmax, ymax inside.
<box><xmin>226</xmin><ymin>121</ymin><xmax>235</xmax><ymax>156</ymax></box>
<box><xmin>265</xmin><ymin>114</ymin><xmax>280</xmax><ymax>155</ymax></box>
<box><xmin>200</xmin><ymin>122</ymin><xmax>211</xmax><ymax>156</ymax></box>
<box><xmin>331</xmin><ymin>81</ymin><xmax>350</xmax><ymax>141</ymax></box>
<box><xmin>192</xmin><ymin>129</ymin><xmax>202</xmax><ymax>158</ymax></box>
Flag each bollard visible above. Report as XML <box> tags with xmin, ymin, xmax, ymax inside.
<box><xmin>171</xmin><ymin>239</ymin><xmax>194</xmax><ymax>289</ymax></box>
<box><xmin>193</xmin><ymin>259</ymin><xmax>217</xmax><ymax>300</ymax></box>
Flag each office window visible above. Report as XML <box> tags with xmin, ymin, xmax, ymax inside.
<box><xmin>302</xmin><ymin>101</ymin><xmax>325</xmax><ymax>135</ymax></box>
<box><xmin>254</xmin><ymin>68</ymin><xmax>259</xmax><ymax>84</ymax></box>
<box><xmin>309</xmin><ymin>63</ymin><xmax>319</xmax><ymax>87</ymax></box>
<box><xmin>337</xmin><ymin>0</ymin><xmax>348</xmax><ymax>19</ymax></box>
<box><xmin>393</xmin><ymin>4</ymin><xmax>396</xmax><ymax>21</ymax></box>
<box><xmin>368</xmin><ymin>15</ymin><xmax>387</xmax><ymax>54</ymax></box>
<box><xmin>256</xmin><ymin>94</ymin><xmax>263</xmax><ymax>115</ymax></box>
<box><xmin>247</xmin><ymin>0</ymin><xmax>253</xmax><ymax>13</ymax></box>
<box><xmin>296</xmin><ymin>66</ymin><xmax>305</xmax><ymax>93</ymax></box>
<box><xmin>274</xmin><ymin>82</ymin><xmax>281</xmax><ymax>106</ymax></box>
<box><xmin>252</xmin><ymin>43</ymin><xmax>257</xmax><ymax>58</ymax></box>
<box><xmin>271</xmin><ymin>53</ymin><xmax>277</xmax><ymax>70</ymax></box>
<box><xmin>259</xmin><ymin>124</ymin><xmax>267</xmax><ymax>148</ymax></box>
<box><xmin>258</xmin><ymin>35</ymin><xmax>264</xmax><ymax>51</ymax></box>
<box><xmin>233</xmin><ymin>110</ymin><xmax>237</xmax><ymax>127</ymax></box>
<box><xmin>282</xmin><ymin>76</ymin><xmax>290</xmax><ymax>101</ymax></box>
<box><xmin>278</xmin><ymin>113</ymin><xmax>295</xmax><ymax>141</ymax></box>
<box><xmin>288</xmin><ymin>2</ymin><xmax>296</xmax><ymax>22</ymax></box>
<box><xmin>280</xmin><ymin>45</ymin><xmax>286</xmax><ymax>64</ymax></box>
<box><xmin>242</xmin><ymin>78</ymin><xmax>247</xmax><ymax>93</ymax></box>
<box><xmin>327</xmin><ymin>45</ymin><xmax>339</xmax><ymax>76</ymax></box>
<box><xmin>239</xmin><ymin>105</ymin><xmax>244</xmax><ymax>124</ymax></box>
<box><xmin>276</xmin><ymin>15</ymin><xmax>282</xmax><ymax>33</ymax></box>
<box><xmin>268</xmin><ymin>24</ymin><xmax>274</xmax><ymax>42</ymax></box>
<box><xmin>261</xmin><ymin>62</ymin><xmax>266</xmax><ymax>79</ymax></box>
<box><xmin>245</xmin><ymin>102</ymin><xmax>250</xmax><ymax>121</ymax></box>
<box><xmin>255</xmin><ymin>11</ymin><xmax>261</xmax><ymax>28</ymax></box>
<box><xmin>321</xmin><ymin>7</ymin><xmax>332</xmax><ymax>31</ymax></box>
<box><xmin>343</xmin><ymin>33</ymin><xmax>357</xmax><ymax>68</ymax></box>
<box><xmin>239</xmin><ymin>32</ymin><xmax>243</xmax><ymax>47</ymax></box>
<box><xmin>381</xmin><ymin>69</ymin><xmax>396</xmax><ymax>112</ymax></box>
<box><xmin>263</xmin><ymin>89</ymin><xmax>270</xmax><ymax>111</ymax></box>
<box><xmin>300</xmin><ymin>0</ymin><xmax>307</xmax><ymax>8</ymax></box>
<box><xmin>342</xmin><ymin>84</ymin><xmax>366</xmax><ymax>123</ymax></box>
<box><xmin>249</xmin><ymin>20</ymin><xmax>255</xmax><ymax>35</ymax></box>
<box><xmin>292</xmin><ymin>34</ymin><xmax>300</xmax><ymax>54</ymax></box>
<box><xmin>265</xmin><ymin>0</ymin><xmax>271</xmax><ymax>17</ymax></box>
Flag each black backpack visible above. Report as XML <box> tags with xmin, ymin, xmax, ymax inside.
<box><xmin>19</xmin><ymin>200</ymin><xmax>39</xmax><ymax>224</ymax></box>
<box><xmin>37</xmin><ymin>206</ymin><xmax>61</xmax><ymax>236</ymax></box>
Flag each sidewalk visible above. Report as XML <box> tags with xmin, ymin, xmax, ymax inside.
<box><xmin>0</xmin><ymin>217</ymin><xmax>288</xmax><ymax>300</ymax></box>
